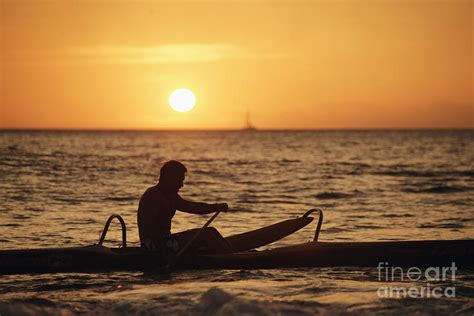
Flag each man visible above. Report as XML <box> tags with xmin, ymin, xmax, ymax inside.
<box><xmin>137</xmin><ymin>160</ymin><xmax>233</xmax><ymax>255</ymax></box>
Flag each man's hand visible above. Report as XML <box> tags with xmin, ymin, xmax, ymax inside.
<box><xmin>214</xmin><ymin>203</ymin><xmax>229</xmax><ymax>212</ymax></box>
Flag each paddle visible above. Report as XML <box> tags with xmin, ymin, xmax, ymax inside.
<box><xmin>166</xmin><ymin>210</ymin><xmax>222</xmax><ymax>269</ymax></box>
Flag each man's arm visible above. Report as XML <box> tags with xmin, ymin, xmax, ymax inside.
<box><xmin>176</xmin><ymin>195</ymin><xmax>228</xmax><ymax>214</ymax></box>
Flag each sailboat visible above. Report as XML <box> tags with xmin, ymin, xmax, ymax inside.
<box><xmin>242</xmin><ymin>110</ymin><xmax>257</xmax><ymax>131</ymax></box>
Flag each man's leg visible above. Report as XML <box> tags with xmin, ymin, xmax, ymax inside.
<box><xmin>173</xmin><ymin>227</ymin><xmax>234</xmax><ymax>254</ymax></box>
<box><xmin>200</xmin><ymin>227</ymin><xmax>234</xmax><ymax>253</ymax></box>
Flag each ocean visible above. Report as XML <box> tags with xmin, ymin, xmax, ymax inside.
<box><xmin>0</xmin><ymin>129</ymin><xmax>473</xmax><ymax>315</ymax></box>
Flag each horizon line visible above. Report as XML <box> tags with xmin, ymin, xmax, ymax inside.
<box><xmin>1</xmin><ymin>127</ymin><xmax>473</xmax><ymax>132</ymax></box>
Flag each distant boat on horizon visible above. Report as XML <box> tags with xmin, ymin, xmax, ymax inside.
<box><xmin>241</xmin><ymin>110</ymin><xmax>257</xmax><ymax>131</ymax></box>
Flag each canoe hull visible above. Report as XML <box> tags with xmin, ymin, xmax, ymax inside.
<box><xmin>1</xmin><ymin>240</ymin><xmax>473</xmax><ymax>275</ymax></box>
<box><xmin>198</xmin><ymin>240</ymin><xmax>474</xmax><ymax>269</ymax></box>
<box><xmin>0</xmin><ymin>245</ymin><xmax>165</xmax><ymax>275</ymax></box>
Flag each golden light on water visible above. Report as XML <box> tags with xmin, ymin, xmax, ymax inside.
<box><xmin>169</xmin><ymin>89</ymin><xmax>196</xmax><ymax>113</ymax></box>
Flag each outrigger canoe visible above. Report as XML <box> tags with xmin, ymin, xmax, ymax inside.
<box><xmin>0</xmin><ymin>209</ymin><xmax>473</xmax><ymax>275</ymax></box>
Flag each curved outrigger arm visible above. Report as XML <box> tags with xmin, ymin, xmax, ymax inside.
<box><xmin>303</xmin><ymin>208</ymin><xmax>324</xmax><ymax>242</ymax></box>
<box><xmin>98</xmin><ymin>214</ymin><xmax>127</xmax><ymax>248</ymax></box>
<box><xmin>95</xmin><ymin>209</ymin><xmax>323</xmax><ymax>250</ymax></box>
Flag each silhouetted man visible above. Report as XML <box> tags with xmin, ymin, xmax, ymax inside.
<box><xmin>137</xmin><ymin>160</ymin><xmax>233</xmax><ymax>255</ymax></box>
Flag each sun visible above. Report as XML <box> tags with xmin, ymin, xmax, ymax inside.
<box><xmin>168</xmin><ymin>89</ymin><xmax>196</xmax><ymax>112</ymax></box>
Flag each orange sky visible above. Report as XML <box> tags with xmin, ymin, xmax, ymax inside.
<box><xmin>1</xmin><ymin>0</ymin><xmax>472</xmax><ymax>129</ymax></box>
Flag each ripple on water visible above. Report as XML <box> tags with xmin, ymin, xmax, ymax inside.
<box><xmin>0</xmin><ymin>223</ymin><xmax>21</xmax><ymax>227</ymax></box>
<box><xmin>417</xmin><ymin>223</ymin><xmax>465</xmax><ymax>229</ymax></box>
<box><xmin>12</xmin><ymin>214</ymin><xmax>31</xmax><ymax>220</ymax></box>
<box><xmin>380</xmin><ymin>213</ymin><xmax>415</xmax><ymax>218</ymax></box>
<box><xmin>313</xmin><ymin>192</ymin><xmax>355</xmax><ymax>200</ymax></box>
<box><xmin>402</xmin><ymin>185</ymin><xmax>472</xmax><ymax>194</ymax></box>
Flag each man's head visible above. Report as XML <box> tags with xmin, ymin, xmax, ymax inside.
<box><xmin>158</xmin><ymin>160</ymin><xmax>187</xmax><ymax>193</ymax></box>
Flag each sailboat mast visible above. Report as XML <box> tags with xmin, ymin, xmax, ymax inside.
<box><xmin>243</xmin><ymin>109</ymin><xmax>256</xmax><ymax>131</ymax></box>
<box><xmin>246</xmin><ymin>110</ymin><xmax>251</xmax><ymax>128</ymax></box>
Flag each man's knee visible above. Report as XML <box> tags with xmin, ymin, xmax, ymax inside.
<box><xmin>203</xmin><ymin>227</ymin><xmax>221</xmax><ymax>238</ymax></box>
<box><xmin>206</xmin><ymin>227</ymin><xmax>218</xmax><ymax>233</ymax></box>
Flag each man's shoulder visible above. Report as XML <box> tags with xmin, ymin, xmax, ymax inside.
<box><xmin>141</xmin><ymin>186</ymin><xmax>166</xmax><ymax>202</ymax></box>
<box><xmin>144</xmin><ymin>185</ymin><xmax>159</xmax><ymax>194</ymax></box>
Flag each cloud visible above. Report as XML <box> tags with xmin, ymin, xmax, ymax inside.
<box><xmin>33</xmin><ymin>44</ymin><xmax>287</xmax><ymax>64</ymax></box>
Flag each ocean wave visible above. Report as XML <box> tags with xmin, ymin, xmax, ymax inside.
<box><xmin>336</xmin><ymin>162</ymin><xmax>371</xmax><ymax>168</ymax></box>
<box><xmin>0</xmin><ymin>159</ymin><xmax>35</xmax><ymax>168</ymax></box>
<box><xmin>209</xmin><ymin>270</ymin><xmax>275</xmax><ymax>282</ymax></box>
<box><xmin>313</xmin><ymin>192</ymin><xmax>354</xmax><ymax>199</ymax></box>
<box><xmin>442</xmin><ymin>217</ymin><xmax>474</xmax><ymax>223</ymax></box>
<box><xmin>68</xmin><ymin>219</ymin><xmax>98</xmax><ymax>225</ymax></box>
<box><xmin>237</xmin><ymin>197</ymin><xmax>301</xmax><ymax>205</ymax></box>
<box><xmin>279</xmin><ymin>158</ymin><xmax>301</xmax><ymax>163</ymax></box>
<box><xmin>12</xmin><ymin>214</ymin><xmax>31</xmax><ymax>220</ymax></box>
<box><xmin>417</xmin><ymin>223</ymin><xmax>465</xmax><ymax>229</ymax></box>
<box><xmin>354</xmin><ymin>224</ymin><xmax>384</xmax><ymax>229</ymax></box>
<box><xmin>257</xmin><ymin>199</ymin><xmax>301</xmax><ymax>205</ymax></box>
<box><xmin>52</xmin><ymin>197</ymin><xmax>83</xmax><ymax>204</ymax></box>
<box><xmin>0</xmin><ymin>223</ymin><xmax>21</xmax><ymax>227</ymax></box>
<box><xmin>227</xmin><ymin>160</ymin><xmax>257</xmax><ymax>166</ymax></box>
<box><xmin>237</xmin><ymin>198</ymin><xmax>258</xmax><ymax>204</ymax></box>
<box><xmin>235</xmin><ymin>180</ymin><xmax>262</xmax><ymax>185</ymax></box>
<box><xmin>104</xmin><ymin>196</ymin><xmax>136</xmax><ymax>202</ymax></box>
<box><xmin>6</xmin><ymin>144</ymin><xmax>20</xmax><ymax>151</ymax></box>
<box><xmin>182</xmin><ymin>158</ymin><xmax>216</xmax><ymax>162</ymax></box>
<box><xmin>375</xmin><ymin>170</ymin><xmax>474</xmax><ymax>178</ymax></box>
<box><xmin>35</xmin><ymin>282</ymin><xmax>96</xmax><ymax>291</ymax></box>
<box><xmin>226</xmin><ymin>206</ymin><xmax>249</xmax><ymax>212</ymax></box>
<box><xmin>286</xmin><ymin>186</ymin><xmax>314</xmax><ymax>193</ymax></box>
<box><xmin>380</xmin><ymin>213</ymin><xmax>415</xmax><ymax>218</ymax></box>
<box><xmin>11</xmin><ymin>297</ymin><xmax>57</xmax><ymax>307</ymax></box>
<box><xmin>193</xmin><ymin>169</ymin><xmax>222</xmax><ymax>177</ymax></box>
<box><xmin>190</xmin><ymin>287</ymin><xmax>324</xmax><ymax>316</ymax></box>
<box><xmin>403</xmin><ymin>185</ymin><xmax>472</xmax><ymax>194</ymax></box>
<box><xmin>324</xmin><ymin>227</ymin><xmax>350</xmax><ymax>233</ymax></box>
<box><xmin>274</xmin><ymin>194</ymin><xmax>298</xmax><ymax>200</ymax></box>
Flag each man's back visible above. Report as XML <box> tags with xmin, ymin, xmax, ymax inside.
<box><xmin>137</xmin><ymin>186</ymin><xmax>176</xmax><ymax>245</ymax></box>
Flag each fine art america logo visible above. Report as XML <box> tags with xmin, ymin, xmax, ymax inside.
<box><xmin>377</xmin><ymin>262</ymin><xmax>457</xmax><ymax>298</ymax></box>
